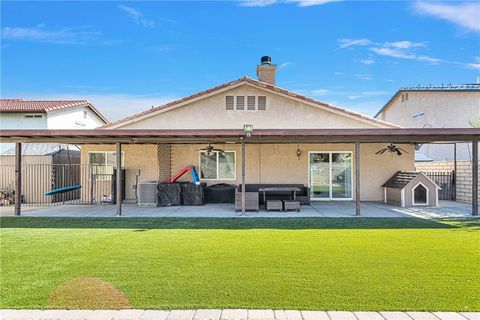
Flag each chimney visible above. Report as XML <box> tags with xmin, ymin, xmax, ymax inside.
<box><xmin>256</xmin><ymin>56</ymin><xmax>277</xmax><ymax>85</ymax></box>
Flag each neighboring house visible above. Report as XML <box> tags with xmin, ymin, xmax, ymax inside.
<box><xmin>78</xmin><ymin>57</ymin><xmax>415</xmax><ymax>203</ymax></box>
<box><xmin>0</xmin><ymin>99</ymin><xmax>108</xmax><ymax>153</ymax></box>
<box><xmin>374</xmin><ymin>84</ymin><xmax>480</xmax><ymax>161</ymax></box>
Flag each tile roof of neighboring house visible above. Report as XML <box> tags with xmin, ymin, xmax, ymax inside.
<box><xmin>0</xmin><ymin>99</ymin><xmax>108</xmax><ymax>123</ymax></box>
<box><xmin>1</xmin><ymin>143</ymin><xmax>80</xmax><ymax>156</ymax></box>
<box><xmin>374</xmin><ymin>83</ymin><xmax>480</xmax><ymax>118</ymax></box>
<box><xmin>102</xmin><ymin>76</ymin><xmax>399</xmax><ymax>129</ymax></box>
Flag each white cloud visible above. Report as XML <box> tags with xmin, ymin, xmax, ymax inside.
<box><xmin>311</xmin><ymin>89</ymin><xmax>331</xmax><ymax>96</ymax></box>
<box><xmin>279</xmin><ymin>62</ymin><xmax>294</xmax><ymax>69</ymax></box>
<box><xmin>289</xmin><ymin>0</ymin><xmax>342</xmax><ymax>7</ymax></box>
<box><xmin>354</xmin><ymin>74</ymin><xmax>372</xmax><ymax>81</ymax></box>
<box><xmin>118</xmin><ymin>5</ymin><xmax>155</xmax><ymax>28</ymax></box>
<box><xmin>1</xmin><ymin>25</ymin><xmax>101</xmax><ymax>45</ymax></box>
<box><xmin>338</xmin><ymin>38</ymin><xmax>371</xmax><ymax>48</ymax></box>
<box><xmin>239</xmin><ymin>0</ymin><xmax>341</xmax><ymax>7</ymax></box>
<box><xmin>413</xmin><ymin>2</ymin><xmax>480</xmax><ymax>32</ymax></box>
<box><xmin>334</xmin><ymin>72</ymin><xmax>344</xmax><ymax>75</ymax></box>
<box><xmin>466</xmin><ymin>57</ymin><xmax>480</xmax><ymax>70</ymax></box>
<box><xmin>369</xmin><ymin>47</ymin><xmax>416</xmax><ymax>59</ymax></box>
<box><xmin>360</xmin><ymin>91</ymin><xmax>390</xmax><ymax>96</ymax></box>
<box><xmin>384</xmin><ymin>41</ymin><xmax>425</xmax><ymax>49</ymax></box>
<box><xmin>360</xmin><ymin>57</ymin><xmax>375</xmax><ymax>65</ymax></box>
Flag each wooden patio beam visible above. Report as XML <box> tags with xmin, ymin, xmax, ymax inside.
<box><xmin>14</xmin><ymin>142</ymin><xmax>22</xmax><ymax>216</ymax></box>
<box><xmin>472</xmin><ymin>140</ymin><xmax>478</xmax><ymax>216</ymax></box>
<box><xmin>355</xmin><ymin>142</ymin><xmax>360</xmax><ymax>216</ymax></box>
<box><xmin>116</xmin><ymin>142</ymin><xmax>122</xmax><ymax>216</ymax></box>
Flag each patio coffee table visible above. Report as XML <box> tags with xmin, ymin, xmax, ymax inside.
<box><xmin>258</xmin><ymin>187</ymin><xmax>302</xmax><ymax>206</ymax></box>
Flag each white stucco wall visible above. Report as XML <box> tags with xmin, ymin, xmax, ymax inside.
<box><xmin>47</xmin><ymin>106</ymin><xmax>105</xmax><ymax>129</ymax></box>
<box><xmin>377</xmin><ymin>91</ymin><xmax>480</xmax><ymax>161</ymax></box>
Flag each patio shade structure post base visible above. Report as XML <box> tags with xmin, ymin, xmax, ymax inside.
<box><xmin>116</xmin><ymin>142</ymin><xmax>122</xmax><ymax>216</ymax></box>
<box><xmin>14</xmin><ymin>142</ymin><xmax>22</xmax><ymax>216</ymax></box>
<box><xmin>241</xmin><ymin>137</ymin><xmax>246</xmax><ymax>215</ymax></box>
<box><xmin>355</xmin><ymin>142</ymin><xmax>361</xmax><ymax>216</ymax></box>
<box><xmin>473</xmin><ymin>140</ymin><xmax>478</xmax><ymax>216</ymax></box>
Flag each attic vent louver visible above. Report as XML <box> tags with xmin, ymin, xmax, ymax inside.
<box><xmin>226</xmin><ymin>96</ymin><xmax>234</xmax><ymax>110</ymax></box>
<box><xmin>247</xmin><ymin>96</ymin><xmax>256</xmax><ymax>110</ymax></box>
<box><xmin>258</xmin><ymin>96</ymin><xmax>266</xmax><ymax>110</ymax></box>
<box><xmin>236</xmin><ymin>96</ymin><xmax>245</xmax><ymax>110</ymax></box>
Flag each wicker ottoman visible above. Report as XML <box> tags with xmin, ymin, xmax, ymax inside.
<box><xmin>266</xmin><ymin>200</ymin><xmax>283</xmax><ymax>211</ymax></box>
<box><xmin>283</xmin><ymin>200</ymin><xmax>300</xmax><ymax>212</ymax></box>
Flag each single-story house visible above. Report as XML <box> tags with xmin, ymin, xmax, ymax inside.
<box><xmin>81</xmin><ymin>57</ymin><xmax>414</xmax><ymax>204</ymax></box>
<box><xmin>1</xmin><ymin>57</ymin><xmax>478</xmax><ymax>216</ymax></box>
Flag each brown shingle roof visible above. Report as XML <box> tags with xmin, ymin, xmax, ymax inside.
<box><xmin>102</xmin><ymin>77</ymin><xmax>399</xmax><ymax>129</ymax></box>
<box><xmin>382</xmin><ymin>171</ymin><xmax>421</xmax><ymax>189</ymax></box>
<box><xmin>0</xmin><ymin>99</ymin><xmax>108</xmax><ymax>123</ymax></box>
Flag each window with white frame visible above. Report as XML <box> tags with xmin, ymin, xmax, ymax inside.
<box><xmin>199</xmin><ymin>151</ymin><xmax>235</xmax><ymax>180</ymax></box>
<box><xmin>88</xmin><ymin>151</ymin><xmax>124</xmax><ymax>176</ymax></box>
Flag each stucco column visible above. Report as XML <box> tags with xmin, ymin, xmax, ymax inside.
<box><xmin>14</xmin><ymin>142</ymin><xmax>22</xmax><ymax>216</ymax></box>
<box><xmin>116</xmin><ymin>143</ymin><xmax>122</xmax><ymax>216</ymax></box>
<box><xmin>355</xmin><ymin>142</ymin><xmax>360</xmax><ymax>216</ymax></box>
<box><xmin>472</xmin><ymin>140</ymin><xmax>478</xmax><ymax>216</ymax></box>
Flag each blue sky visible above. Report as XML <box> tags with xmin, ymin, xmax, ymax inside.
<box><xmin>1</xmin><ymin>0</ymin><xmax>479</xmax><ymax>121</ymax></box>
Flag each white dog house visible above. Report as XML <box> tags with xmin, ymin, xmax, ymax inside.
<box><xmin>383</xmin><ymin>171</ymin><xmax>440</xmax><ymax>207</ymax></box>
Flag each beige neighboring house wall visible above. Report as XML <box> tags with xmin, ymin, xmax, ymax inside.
<box><xmin>375</xmin><ymin>90</ymin><xmax>480</xmax><ymax>161</ymax></box>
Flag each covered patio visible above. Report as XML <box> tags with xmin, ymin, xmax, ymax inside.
<box><xmin>1</xmin><ymin>128</ymin><xmax>478</xmax><ymax>217</ymax></box>
<box><xmin>0</xmin><ymin>200</ymin><xmax>474</xmax><ymax>219</ymax></box>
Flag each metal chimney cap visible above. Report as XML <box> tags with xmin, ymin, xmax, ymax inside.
<box><xmin>261</xmin><ymin>56</ymin><xmax>272</xmax><ymax>65</ymax></box>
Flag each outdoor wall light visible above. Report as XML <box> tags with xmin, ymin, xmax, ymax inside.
<box><xmin>243</xmin><ymin>124</ymin><xmax>254</xmax><ymax>137</ymax></box>
<box><xmin>296</xmin><ymin>145</ymin><xmax>302</xmax><ymax>159</ymax></box>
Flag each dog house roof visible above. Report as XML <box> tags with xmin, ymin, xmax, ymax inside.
<box><xmin>382</xmin><ymin>171</ymin><xmax>437</xmax><ymax>190</ymax></box>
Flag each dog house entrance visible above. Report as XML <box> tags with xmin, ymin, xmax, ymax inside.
<box><xmin>413</xmin><ymin>184</ymin><xmax>427</xmax><ymax>205</ymax></box>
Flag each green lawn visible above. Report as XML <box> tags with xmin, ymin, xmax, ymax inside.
<box><xmin>1</xmin><ymin>217</ymin><xmax>479</xmax><ymax>311</ymax></box>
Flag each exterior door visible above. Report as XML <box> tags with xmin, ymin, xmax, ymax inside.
<box><xmin>309</xmin><ymin>152</ymin><xmax>353</xmax><ymax>200</ymax></box>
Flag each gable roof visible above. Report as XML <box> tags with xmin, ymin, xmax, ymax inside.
<box><xmin>102</xmin><ymin>77</ymin><xmax>399</xmax><ymax>129</ymax></box>
<box><xmin>0</xmin><ymin>99</ymin><xmax>108</xmax><ymax>123</ymax></box>
<box><xmin>382</xmin><ymin>171</ymin><xmax>440</xmax><ymax>189</ymax></box>
<box><xmin>374</xmin><ymin>84</ymin><xmax>480</xmax><ymax>118</ymax></box>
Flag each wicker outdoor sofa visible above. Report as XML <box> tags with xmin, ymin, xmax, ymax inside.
<box><xmin>235</xmin><ymin>184</ymin><xmax>310</xmax><ymax>211</ymax></box>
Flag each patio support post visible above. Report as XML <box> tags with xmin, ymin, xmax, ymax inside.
<box><xmin>116</xmin><ymin>142</ymin><xmax>122</xmax><ymax>216</ymax></box>
<box><xmin>241</xmin><ymin>137</ymin><xmax>246</xmax><ymax>215</ymax></box>
<box><xmin>14</xmin><ymin>142</ymin><xmax>22</xmax><ymax>216</ymax></box>
<box><xmin>355</xmin><ymin>142</ymin><xmax>360</xmax><ymax>216</ymax></box>
<box><xmin>453</xmin><ymin>143</ymin><xmax>457</xmax><ymax>201</ymax></box>
<box><xmin>472</xmin><ymin>140</ymin><xmax>478</xmax><ymax>216</ymax></box>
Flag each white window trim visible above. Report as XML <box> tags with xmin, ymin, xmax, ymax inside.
<box><xmin>412</xmin><ymin>181</ymin><xmax>429</xmax><ymax>206</ymax></box>
<box><xmin>308</xmin><ymin>151</ymin><xmax>353</xmax><ymax>201</ymax></box>
<box><xmin>199</xmin><ymin>150</ymin><xmax>236</xmax><ymax>181</ymax></box>
<box><xmin>88</xmin><ymin>151</ymin><xmax>125</xmax><ymax>167</ymax></box>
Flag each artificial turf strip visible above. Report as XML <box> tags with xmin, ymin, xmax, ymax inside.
<box><xmin>1</xmin><ymin>217</ymin><xmax>479</xmax><ymax>311</ymax></box>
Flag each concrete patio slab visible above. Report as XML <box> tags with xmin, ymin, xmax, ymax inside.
<box><xmin>283</xmin><ymin>310</ymin><xmax>303</xmax><ymax>320</ymax></box>
<box><xmin>0</xmin><ymin>201</ymin><xmax>474</xmax><ymax>219</ymax></box>
<box><xmin>460</xmin><ymin>313</ymin><xmax>480</xmax><ymax>320</ymax></box>
<box><xmin>248</xmin><ymin>309</ymin><xmax>275</xmax><ymax>320</ymax></box>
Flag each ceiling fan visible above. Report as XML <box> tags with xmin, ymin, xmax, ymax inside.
<box><xmin>376</xmin><ymin>143</ymin><xmax>408</xmax><ymax>156</ymax></box>
<box><xmin>198</xmin><ymin>144</ymin><xmax>225</xmax><ymax>155</ymax></box>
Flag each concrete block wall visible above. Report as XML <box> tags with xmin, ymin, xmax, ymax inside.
<box><xmin>415</xmin><ymin>160</ymin><xmax>480</xmax><ymax>204</ymax></box>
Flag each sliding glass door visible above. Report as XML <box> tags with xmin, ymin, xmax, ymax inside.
<box><xmin>309</xmin><ymin>152</ymin><xmax>353</xmax><ymax>200</ymax></box>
